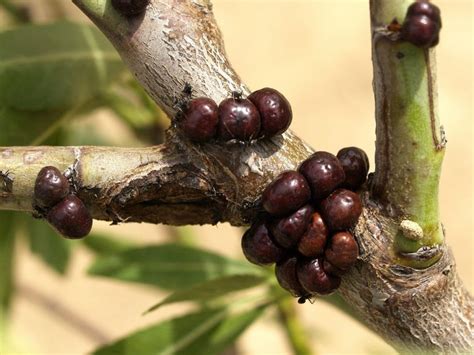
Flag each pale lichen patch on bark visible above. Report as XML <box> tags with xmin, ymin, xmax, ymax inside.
<box><xmin>23</xmin><ymin>150</ymin><xmax>43</xmax><ymax>164</ymax></box>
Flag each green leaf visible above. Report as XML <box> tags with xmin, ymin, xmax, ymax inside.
<box><xmin>0</xmin><ymin>98</ymin><xmax>105</xmax><ymax>146</ymax></box>
<box><xmin>104</xmin><ymin>91</ymin><xmax>155</xmax><ymax>129</ymax></box>
<box><xmin>93</xmin><ymin>308</ymin><xmax>226</xmax><ymax>355</ymax></box>
<box><xmin>93</xmin><ymin>306</ymin><xmax>267</xmax><ymax>355</ymax></box>
<box><xmin>169</xmin><ymin>226</ymin><xmax>199</xmax><ymax>247</ymax></box>
<box><xmin>88</xmin><ymin>243</ymin><xmax>263</xmax><ymax>290</ymax></box>
<box><xmin>0</xmin><ymin>211</ymin><xmax>17</xmax><ymax>315</ymax></box>
<box><xmin>59</xmin><ymin>109</ymin><xmax>128</xmax><ymax>146</ymax></box>
<box><xmin>0</xmin><ymin>106</ymin><xmax>66</xmax><ymax>145</ymax></box>
<box><xmin>24</xmin><ymin>216</ymin><xmax>70</xmax><ymax>275</ymax></box>
<box><xmin>180</xmin><ymin>305</ymin><xmax>266</xmax><ymax>355</ymax></box>
<box><xmin>145</xmin><ymin>274</ymin><xmax>266</xmax><ymax>313</ymax></box>
<box><xmin>0</xmin><ymin>21</ymin><xmax>125</xmax><ymax>111</ymax></box>
<box><xmin>0</xmin><ymin>0</ymin><xmax>29</xmax><ymax>23</ymax></box>
<box><xmin>82</xmin><ymin>233</ymin><xmax>136</xmax><ymax>256</ymax></box>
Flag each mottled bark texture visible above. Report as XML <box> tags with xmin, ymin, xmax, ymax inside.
<box><xmin>0</xmin><ymin>132</ymin><xmax>312</xmax><ymax>226</ymax></box>
<box><xmin>0</xmin><ymin>0</ymin><xmax>472</xmax><ymax>352</ymax></box>
<box><xmin>369</xmin><ymin>0</ymin><xmax>445</xmax><ymax>257</ymax></box>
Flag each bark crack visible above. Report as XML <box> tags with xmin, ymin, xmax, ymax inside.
<box><xmin>0</xmin><ymin>0</ymin><xmax>472</xmax><ymax>352</ymax></box>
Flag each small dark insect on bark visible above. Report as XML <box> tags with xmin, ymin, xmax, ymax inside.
<box><xmin>297</xmin><ymin>295</ymin><xmax>317</xmax><ymax>304</ymax></box>
<box><xmin>173</xmin><ymin>83</ymin><xmax>194</xmax><ymax>120</ymax></box>
<box><xmin>0</xmin><ymin>170</ymin><xmax>14</xmax><ymax>193</ymax></box>
<box><xmin>231</xmin><ymin>90</ymin><xmax>243</xmax><ymax>100</ymax></box>
<box><xmin>387</xmin><ymin>18</ymin><xmax>402</xmax><ymax>32</ymax></box>
<box><xmin>182</xmin><ymin>82</ymin><xmax>193</xmax><ymax>96</ymax></box>
<box><xmin>64</xmin><ymin>165</ymin><xmax>80</xmax><ymax>193</ymax></box>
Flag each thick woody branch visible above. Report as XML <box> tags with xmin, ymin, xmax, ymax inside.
<box><xmin>0</xmin><ymin>131</ymin><xmax>312</xmax><ymax>225</ymax></box>
<box><xmin>72</xmin><ymin>0</ymin><xmax>247</xmax><ymax>117</ymax></box>
<box><xmin>345</xmin><ymin>196</ymin><xmax>473</xmax><ymax>352</ymax></box>
<box><xmin>0</xmin><ymin>0</ymin><xmax>472</xmax><ymax>352</ymax></box>
<box><xmin>1</xmin><ymin>0</ymin><xmax>314</xmax><ymax>224</ymax></box>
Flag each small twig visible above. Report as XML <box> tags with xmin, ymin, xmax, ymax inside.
<box><xmin>275</xmin><ymin>295</ymin><xmax>313</xmax><ymax>355</ymax></box>
<box><xmin>18</xmin><ymin>283</ymin><xmax>110</xmax><ymax>343</ymax></box>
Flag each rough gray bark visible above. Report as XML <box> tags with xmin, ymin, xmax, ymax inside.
<box><xmin>0</xmin><ymin>131</ymin><xmax>312</xmax><ymax>226</ymax></box>
<box><xmin>0</xmin><ymin>0</ymin><xmax>472</xmax><ymax>352</ymax></box>
<box><xmin>347</xmin><ymin>194</ymin><xmax>472</xmax><ymax>352</ymax></box>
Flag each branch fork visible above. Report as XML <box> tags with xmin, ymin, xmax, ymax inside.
<box><xmin>0</xmin><ymin>0</ymin><xmax>472</xmax><ymax>351</ymax></box>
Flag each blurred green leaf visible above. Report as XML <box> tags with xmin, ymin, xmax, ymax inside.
<box><xmin>0</xmin><ymin>99</ymin><xmax>103</xmax><ymax>146</ymax></box>
<box><xmin>0</xmin><ymin>0</ymin><xmax>29</xmax><ymax>23</ymax></box>
<box><xmin>0</xmin><ymin>107</ymin><xmax>66</xmax><ymax>145</ymax></box>
<box><xmin>181</xmin><ymin>305</ymin><xmax>267</xmax><ymax>355</ymax></box>
<box><xmin>59</xmin><ymin>110</ymin><xmax>125</xmax><ymax>146</ymax></box>
<box><xmin>93</xmin><ymin>305</ymin><xmax>267</xmax><ymax>355</ymax></box>
<box><xmin>169</xmin><ymin>226</ymin><xmax>198</xmax><ymax>247</ymax></box>
<box><xmin>0</xmin><ymin>211</ymin><xmax>17</xmax><ymax>314</ymax></box>
<box><xmin>29</xmin><ymin>99</ymin><xmax>105</xmax><ymax>146</ymax></box>
<box><xmin>0</xmin><ymin>21</ymin><xmax>125</xmax><ymax>111</ymax></box>
<box><xmin>104</xmin><ymin>91</ymin><xmax>155</xmax><ymax>129</ymax></box>
<box><xmin>82</xmin><ymin>233</ymin><xmax>136</xmax><ymax>256</ymax></box>
<box><xmin>145</xmin><ymin>274</ymin><xmax>266</xmax><ymax>313</ymax></box>
<box><xmin>88</xmin><ymin>243</ymin><xmax>263</xmax><ymax>290</ymax></box>
<box><xmin>126</xmin><ymin>78</ymin><xmax>163</xmax><ymax>117</ymax></box>
<box><xmin>103</xmin><ymin>84</ymin><xmax>168</xmax><ymax>145</ymax></box>
<box><xmin>24</xmin><ymin>216</ymin><xmax>70</xmax><ymax>275</ymax></box>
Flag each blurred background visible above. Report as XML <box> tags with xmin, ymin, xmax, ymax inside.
<box><xmin>0</xmin><ymin>0</ymin><xmax>472</xmax><ymax>354</ymax></box>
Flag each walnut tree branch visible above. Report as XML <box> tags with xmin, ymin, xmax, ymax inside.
<box><xmin>370</xmin><ymin>0</ymin><xmax>445</xmax><ymax>266</ymax></box>
<box><xmin>0</xmin><ymin>0</ymin><xmax>472</xmax><ymax>352</ymax></box>
<box><xmin>0</xmin><ymin>131</ymin><xmax>312</xmax><ymax>225</ymax></box>
<box><xmin>1</xmin><ymin>0</ymin><xmax>314</xmax><ymax>224</ymax></box>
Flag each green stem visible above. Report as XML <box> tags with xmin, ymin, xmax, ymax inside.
<box><xmin>275</xmin><ymin>296</ymin><xmax>313</xmax><ymax>355</ymax></box>
<box><xmin>72</xmin><ymin>0</ymin><xmax>131</xmax><ymax>38</ymax></box>
<box><xmin>369</xmin><ymin>0</ymin><xmax>445</xmax><ymax>267</ymax></box>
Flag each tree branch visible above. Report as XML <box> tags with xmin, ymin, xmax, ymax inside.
<box><xmin>72</xmin><ymin>0</ymin><xmax>246</xmax><ymax>117</ymax></box>
<box><xmin>370</xmin><ymin>0</ymin><xmax>445</xmax><ymax>265</ymax></box>
<box><xmin>0</xmin><ymin>131</ymin><xmax>312</xmax><ymax>225</ymax></box>
<box><xmin>0</xmin><ymin>0</ymin><xmax>472</xmax><ymax>352</ymax></box>
<box><xmin>276</xmin><ymin>295</ymin><xmax>313</xmax><ymax>355</ymax></box>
